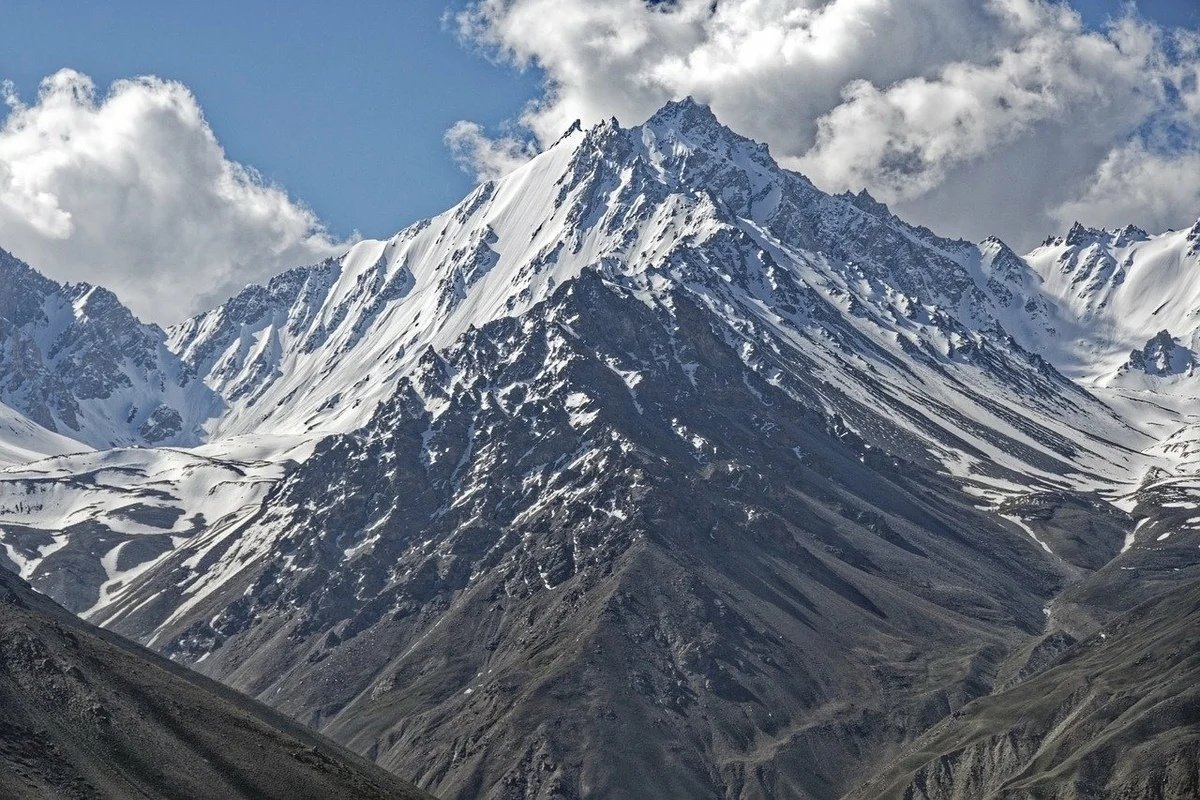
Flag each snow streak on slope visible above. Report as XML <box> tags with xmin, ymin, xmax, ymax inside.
<box><xmin>0</xmin><ymin>446</ymin><xmax>284</xmax><ymax>617</ymax></box>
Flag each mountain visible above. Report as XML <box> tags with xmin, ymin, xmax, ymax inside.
<box><xmin>1002</xmin><ymin>220</ymin><xmax>1200</xmax><ymax>390</ymax></box>
<box><xmin>105</xmin><ymin>271</ymin><xmax>1080</xmax><ymax>798</ymax></box>
<box><xmin>0</xmin><ymin>99</ymin><xmax>1197</xmax><ymax>799</ymax></box>
<box><xmin>846</xmin><ymin>578</ymin><xmax>1200</xmax><ymax>799</ymax></box>
<box><xmin>0</xmin><ymin>247</ymin><xmax>220</xmax><ymax>451</ymax></box>
<box><xmin>166</xmin><ymin>101</ymin><xmax>1141</xmax><ymax>488</ymax></box>
<box><xmin>0</xmin><ymin>563</ymin><xmax>431</xmax><ymax>799</ymax></box>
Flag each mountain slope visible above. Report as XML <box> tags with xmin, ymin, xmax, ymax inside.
<box><xmin>0</xmin><ymin>565</ymin><xmax>431</xmax><ymax>800</ymax></box>
<box><xmin>0</xmin><ymin>247</ymin><xmax>220</xmax><ymax>451</ymax></box>
<box><xmin>1007</xmin><ymin>220</ymin><xmax>1200</xmax><ymax>389</ymax></box>
<box><xmin>9</xmin><ymin>98</ymin><xmax>1170</xmax><ymax>799</ymax></box>
<box><xmin>847</xmin><ymin>578</ymin><xmax>1200</xmax><ymax>800</ymax></box>
<box><xmin>0</xmin><ymin>399</ymin><xmax>87</xmax><ymax>467</ymax></box>
<box><xmin>979</xmin><ymin>221</ymin><xmax>1200</xmax><ymax>480</ymax></box>
<box><xmin>0</xmin><ymin>445</ymin><xmax>289</xmax><ymax>617</ymax></box>
<box><xmin>115</xmin><ymin>272</ymin><xmax>1077</xmax><ymax>798</ymax></box>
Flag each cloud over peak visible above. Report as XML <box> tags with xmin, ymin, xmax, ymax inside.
<box><xmin>0</xmin><ymin>69</ymin><xmax>349</xmax><ymax>323</ymax></box>
<box><xmin>452</xmin><ymin>0</ymin><xmax>1200</xmax><ymax>248</ymax></box>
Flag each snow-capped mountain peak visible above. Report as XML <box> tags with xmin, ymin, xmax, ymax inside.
<box><xmin>156</xmin><ymin>101</ymin><xmax>1144</xmax><ymax>501</ymax></box>
<box><xmin>1017</xmin><ymin>218</ymin><xmax>1200</xmax><ymax>380</ymax></box>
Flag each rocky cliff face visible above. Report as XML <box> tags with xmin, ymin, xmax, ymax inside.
<box><xmin>1121</xmin><ymin>330</ymin><xmax>1196</xmax><ymax>378</ymax></box>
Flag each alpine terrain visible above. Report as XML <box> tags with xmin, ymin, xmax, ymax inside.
<box><xmin>0</xmin><ymin>564</ymin><xmax>432</xmax><ymax>799</ymax></box>
<box><xmin>0</xmin><ymin>99</ymin><xmax>1196</xmax><ymax>798</ymax></box>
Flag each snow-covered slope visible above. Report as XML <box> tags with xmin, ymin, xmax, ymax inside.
<box><xmin>0</xmin><ymin>445</ymin><xmax>286</xmax><ymax>617</ymax></box>
<box><xmin>978</xmin><ymin>220</ymin><xmax>1200</xmax><ymax>482</ymax></box>
<box><xmin>0</xmin><ymin>399</ymin><xmax>89</xmax><ymax>466</ymax></box>
<box><xmin>0</xmin><ymin>248</ymin><xmax>221</xmax><ymax>451</ymax></box>
<box><xmin>983</xmin><ymin>220</ymin><xmax>1200</xmax><ymax>386</ymax></box>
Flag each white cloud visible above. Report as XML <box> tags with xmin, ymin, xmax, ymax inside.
<box><xmin>444</xmin><ymin>119</ymin><xmax>538</xmax><ymax>182</ymax></box>
<box><xmin>797</xmin><ymin>11</ymin><xmax>1160</xmax><ymax>198</ymax></box>
<box><xmin>1049</xmin><ymin>26</ymin><xmax>1200</xmax><ymax>233</ymax></box>
<box><xmin>456</xmin><ymin>0</ymin><xmax>1200</xmax><ymax>249</ymax></box>
<box><xmin>1051</xmin><ymin>142</ymin><xmax>1200</xmax><ymax>233</ymax></box>
<box><xmin>0</xmin><ymin>70</ymin><xmax>349</xmax><ymax>324</ymax></box>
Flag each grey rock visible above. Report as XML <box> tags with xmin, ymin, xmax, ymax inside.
<box><xmin>0</xmin><ymin>565</ymin><xmax>432</xmax><ymax>800</ymax></box>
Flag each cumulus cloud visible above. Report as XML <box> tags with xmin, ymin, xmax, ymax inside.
<box><xmin>797</xmin><ymin>10</ymin><xmax>1160</xmax><ymax>198</ymax></box>
<box><xmin>444</xmin><ymin>120</ymin><xmax>538</xmax><ymax>182</ymax></box>
<box><xmin>0</xmin><ymin>70</ymin><xmax>348</xmax><ymax>324</ymax></box>
<box><xmin>1051</xmin><ymin>142</ymin><xmax>1200</xmax><ymax>233</ymax></box>
<box><xmin>455</xmin><ymin>0</ymin><xmax>1200</xmax><ymax>248</ymax></box>
<box><xmin>1049</xmin><ymin>27</ymin><xmax>1200</xmax><ymax>232</ymax></box>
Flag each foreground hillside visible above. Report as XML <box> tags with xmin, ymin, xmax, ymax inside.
<box><xmin>0</xmin><ymin>567</ymin><xmax>432</xmax><ymax>800</ymax></box>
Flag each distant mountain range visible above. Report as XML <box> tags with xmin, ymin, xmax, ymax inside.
<box><xmin>0</xmin><ymin>99</ymin><xmax>1196</xmax><ymax>799</ymax></box>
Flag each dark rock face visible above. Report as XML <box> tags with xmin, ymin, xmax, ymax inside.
<box><xmin>997</xmin><ymin>492</ymin><xmax>1128</xmax><ymax>572</ymax></box>
<box><xmin>138</xmin><ymin>404</ymin><xmax>184</xmax><ymax>442</ymax></box>
<box><xmin>845</xmin><ymin>579</ymin><xmax>1200</xmax><ymax>800</ymax></box>
<box><xmin>0</xmin><ymin>567</ymin><xmax>431</xmax><ymax>800</ymax></box>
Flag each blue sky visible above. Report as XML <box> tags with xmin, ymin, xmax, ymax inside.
<box><xmin>0</xmin><ymin>0</ymin><xmax>542</xmax><ymax>240</ymax></box>
<box><xmin>1078</xmin><ymin>0</ymin><xmax>1197</xmax><ymax>27</ymax></box>
<box><xmin>1</xmin><ymin>1</ymin><xmax>1198</xmax><ymax>323</ymax></box>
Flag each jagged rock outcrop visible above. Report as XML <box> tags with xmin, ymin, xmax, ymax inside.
<box><xmin>0</xmin><ymin>248</ymin><xmax>219</xmax><ymax>450</ymax></box>
<box><xmin>1122</xmin><ymin>330</ymin><xmax>1196</xmax><ymax>377</ymax></box>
